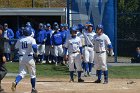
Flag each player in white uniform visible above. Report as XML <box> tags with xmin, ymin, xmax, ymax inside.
<box><xmin>64</xmin><ymin>26</ymin><xmax>84</xmax><ymax>82</ymax></box>
<box><xmin>11</xmin><ymin>27</ymin><xmax>38</xmax><ymax>93</ymax></box>
<box><xmin>77</xmin><ymin>24</ymin><xmax>85</xmax><ymax>71</ymax></box>
<box><xmin>93</xmin><ymin>24</ymin><xmax>114</xmax><ymax>84</ymax></box>
<box><xmin>83</xmin><ymin>24</ymin><xmax>96</xmax><ymax>76</ymax></box>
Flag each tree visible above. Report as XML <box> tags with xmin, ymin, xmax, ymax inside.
<box><xmin>118</xmin><ymin>0</ymin><xmax>140</xmax><ymax>40</ymax></box>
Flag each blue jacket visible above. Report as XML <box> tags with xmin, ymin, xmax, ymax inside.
<box><xmin>45</xmin><ymin>29</ymin><xmax>53</xmax><ymax>45</ymax></box>
<box><xmin>66</xmin><ymin>29</ymin><xmax>70</xmax><ymax>38</ymax></box>
<box><xmin>51</xmin><ymin>31</ymin><xmax>63</xmax><ymax>45</ymax></box>
<box><xmin>3</xmin><ymin>28</ymin><xmax>14</xmax><ymax>45</ymax></box>
<box><xmin>36</xmin><ymin>29</ymin><xmax>46</xmax><ymax>44</ymax></box>
<box><xmin>59</xmin><ymin>30</ymin><xmax>67</xmax><ymax>44</ymax></box>
<box><xmin>16</xmin><ymin>29</ymin><xmax>23</xmax><ymax>39</ymax></box>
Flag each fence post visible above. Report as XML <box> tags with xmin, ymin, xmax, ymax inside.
<box><xmin>114</xmin><ymin>0</ymin><xmax>117</xmax><ymax>63</ymax></box>
<box><xmin>67</xmin><ymin>0</ymin><xmax>70</xmax><ymax>28</ymax></box>
<box><xmin>32</xmin><ymin>0</ymin><xmax>35</xmax><ymax>8</ymax></box>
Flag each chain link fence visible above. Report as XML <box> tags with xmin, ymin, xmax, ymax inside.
<box><xmin>0</xmin><ymin>0</ymin><xmax>66</xmax><ymax>8</ymax></box>
<box><xmin>117</xmin><ymin>13</ymin><xmax>140</xmax><ymax>63</ymax></box>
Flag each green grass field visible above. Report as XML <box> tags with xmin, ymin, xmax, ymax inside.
<box><xmin>5</xmin><ymin>62</ymin><xmax>140</xmax><ymax>79</ymax></box>
<box><xmin>109</xmin><ymin>66</ymin><xmax>140</xmax><ymax>79</ymax></box>
<box><xmin>5</xmin><ymin>62</ymin><xmax>69</xmax><ymax>78</ymax></box>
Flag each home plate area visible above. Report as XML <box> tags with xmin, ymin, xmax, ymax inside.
<box><xmin>2</xmin><ymin>77</ymin><xmax>140</xmax><ymax>93</ymax></box>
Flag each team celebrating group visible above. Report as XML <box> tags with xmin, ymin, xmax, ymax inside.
<box><xmin>0</xmin><ymin>21</ymin><xmax>114</xmax><ymax>93</ymax></box>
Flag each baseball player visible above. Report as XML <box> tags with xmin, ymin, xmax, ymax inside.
<box><xmin>45</xmin><ymin>23</ymin><xmax>53</xmax><ymax>64</ymax></box>
<box><xmin>16</xmin><ymin>27</ymin><xmax>24</xmax><ymax>39</ymax></box>
<box><xmin>49</xmin><ymin>22</ymin><xmax>59</xmax><ymax>64</ymax></box>
<box><xmin>3</xmin><ymin>23</ymin><xmax>14</xmax><ymax>62</ymax></box>
<box><xmin>59</xmin><ymin>24</ymin><xmax>67</xmax><ymax>64</ymax></box>
<box><xmin>26</xmin><ymin>22</ymin><xmax>35</xmax><ymax>38</ymax></box>
<box><xmin>64</xmin><ymin>24</ymin><xmax>70</xmax><ymax>39</ymax></box>
<box><xmin>64</xmin><ymin>26</ymin><xmax>84</xmax><ymax>82</ymax></box>
<box><xmin>83</xmin><ymin>23</ymin><xmax>96</xmax><ymax>76</ymax></box>
<box><xmin>77</xmin><ymin>24</ymin><xmax>85</xmax><ymax>72</ymax></box>
<box><xmin>92</xmin><ymin>24</ymin><xmax>114</xmax><ymax>84</ymax></box>
<box><xmin>0</xmin><ymin>25</ymin><xmax>7</xmax><ymax>93</ymax></box>
<box><xmin>14</xmin><ymin>27</ymin><xmax>24</xmax><ymax>62</ymax></box>
<box><xmin>35</xmin><ymin>23</ymin><xmax>46</xmax><ymax>63</ymax></box>
<box><xmin>51</xmin><ymin>25</ymin><xmax>64</xmax><ymax>66</ymax></box>
<box><xmin>11</xmin><ymin>27</ymin><xmax>38</xmax><ymax>93</ymax></box>
<box><xmin>59</xmin><ymin>24</ymin><xmax>67</xmax><ymax>44</ymax></box>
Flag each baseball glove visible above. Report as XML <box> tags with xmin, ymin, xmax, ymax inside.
<box><xmin>107</xmin><ymin>49</ymin><xmax>114</xmax><ymax>56</ymax></box>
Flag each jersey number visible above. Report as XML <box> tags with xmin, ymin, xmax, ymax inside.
<box><xmin>22</xmin><ymin>41</ymin><xmax>28</xmax><ymax>49</ymax></box>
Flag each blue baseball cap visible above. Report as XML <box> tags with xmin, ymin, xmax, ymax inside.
<box><xmin>96</xmin><ymin>24</ymin><xmax>103</xmax><ymax>29</ymax></box>
<box><xmin>70</xmin><ymin>26</ymin><xmax>78</xmax><ymax>32</ymax></box>
<box><xmin>46</xmin><ymin>23</ymin><xmax>51</xmax><ymax>27</ymax></box>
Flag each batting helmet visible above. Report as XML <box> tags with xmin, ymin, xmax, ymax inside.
<box><xmin>77</xmin><ymin>24</ymin><xmax>84</xmax><ymax>31</ymax></box>
<box><xmin>53</xmin><ymin>22</ymin><xmax>59</xmax><ymax>27</ymax></box>
<box><xmin>46</xmin><ymin>23</ymin><xmax>51</xmax><ymax>27</ymax></box>
<box><xmin>63</xmin><ymin>24</ymin><xmax>68</xmax><ymax>27</ymax></box>
<box><xmin>60</xmin><ymin>24</ymin><xmax>64</xmax><ymax>29</ymax></box>
<box><xmin>70</xmin><ymin>26</ymin><xmax>78</xmax><ymax>32</ymax></box>
<box><xmin>39</xmin><ymin>23</ymin><xmax>44</xmax><ymax>29</ymax></box>
<box><xmin>85</xmin><ymin>22</ymin><xmax>92</xmax><ymax>25</ymax></box>
<box><xmin>53</xmin><ymin>26</ymin><xmax>59</xmax><ymax>30</ymax></box>
<box><xmin>23</xmin><ymin>27</ymin><xmax>32</xmax><ymax>36</ymax></box>
<box><xmin>96</xmin><ymin>24</ymin><xmax>104</xmax><ymax>30</ymax></box>
<box><xmin>26</xmin><ymin>22</ymin><xmax>31</xmax><ymax>27</ymax></box>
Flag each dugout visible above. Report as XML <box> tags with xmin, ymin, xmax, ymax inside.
<box><xmin>0</xmin><ymin>8</ymin><xmax>66</xmax><ymax>34</ymax></box>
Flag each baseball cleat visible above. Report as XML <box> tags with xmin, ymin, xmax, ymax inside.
<box><xmin>11</xmin><ymin>82</ymin><xmax>16</xmax><ymax>91</ymax></box>
<box><xmin>88</xmin><ymin>72</ymin><xmax>92</xmax><ymax>76</ymax></box>
<box><xmin>31</xmin><ymin>88</ymin><xmax>38</xmax><ymax>93</ymax></box>
<box><xmin>94</xmin><ymin>79</ymin><xmax>101</xmax><ymax>83</ymax></box>
<box><xmin>69</xmin><ymin>79</ymin><xmax>74</xmax><ymax>83</ymax></box>
<box><xmin>103</xmin><ymin>80</ymin><xmax>108</xmax><ymax>84</ymax></box>
<box><xmin>78</xmin><ymin>78</ymin><xmax>84</xmax><ymax>82</ymax></box>
<box><xmin>0</xmin><ymin>88</ymin><xmax>4</xmax><ymax>92</ymax></box>
<box><xmin>84</xmin><ymin>72</ymin><xmax>88</xmax><ymax>77</ymax></box>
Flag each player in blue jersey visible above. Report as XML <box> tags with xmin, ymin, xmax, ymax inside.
<box><xmin>3</xmin><ymin>23</ymin><xmax>14</xmax><ymax>62</ymax></box>
<box><xmin>45</xmin><ymin>23</ymin><xmax>53</xmax><ymax>63</ymax></box>
<box><xmin>16</xmin><ymin>27</ymin><xmax>24</xmax><ymax>39</ymax></box>
<box><xmin>51</xmin><ymin>25</ymin><xmax>64</xmax><ymax>66</ymax></box>
<box><xmin>35</xmin><ymin>23</ymin><xmax>46</xmax><ymax>63</ymax></box>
